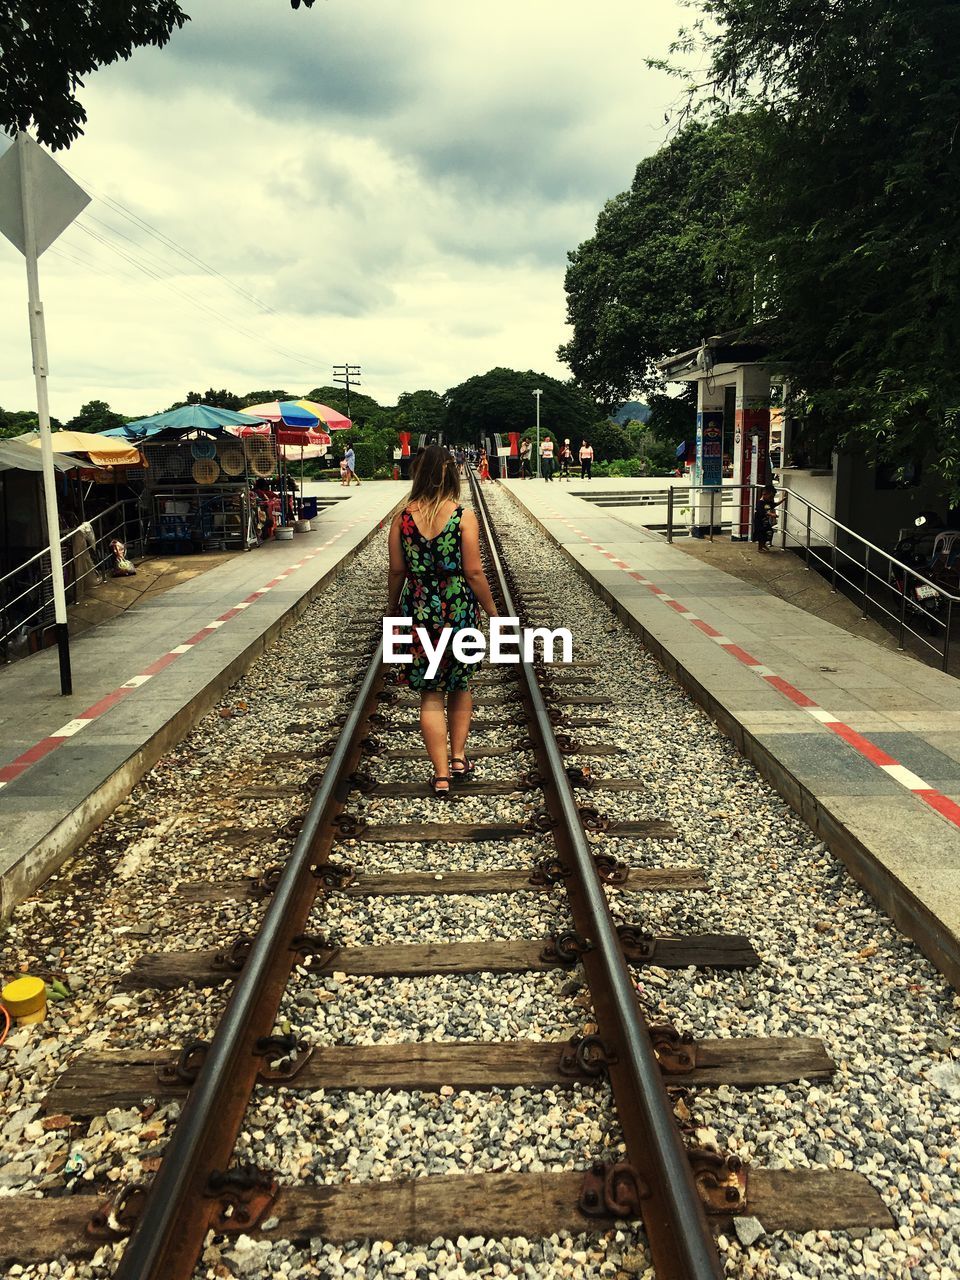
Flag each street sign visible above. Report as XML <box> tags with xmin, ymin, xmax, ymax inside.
<box><xmin>0</xmin><ymin>132</ymin><xmax>91</xmax><ymax>695</ymax></box>
<box><xmin>0</xmin><ymin>132</ymin><xmax>89</xmax><ymax>256</ymax></box>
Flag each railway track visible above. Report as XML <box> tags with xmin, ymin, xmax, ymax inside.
<box><xmin>1</xmin><ymin>474</ymin><xmax>892</xmax><ymax>1278</ymax></box>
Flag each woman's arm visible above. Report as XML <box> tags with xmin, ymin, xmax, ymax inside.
<box><xmin>387</xmin><ymin>514</ymin><xmax>407</xmax><ymax>614</ymax></box>
<box><xmin>459</xmin><ymin>509</ymin><xmax>499</xmax><ymax>617</ymax></box>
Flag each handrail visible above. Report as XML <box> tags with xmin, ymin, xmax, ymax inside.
<box><xmin>669</xmin><ymin>482</ymin><xmax>958</xmax><ymax>670</ymax></box>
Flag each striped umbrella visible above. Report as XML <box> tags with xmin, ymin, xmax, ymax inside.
<box><xmin>240</xmin><ymin>399</ymin><xmax>352</xmax><ymax>431</ymax></box>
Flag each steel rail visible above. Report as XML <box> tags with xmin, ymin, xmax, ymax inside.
<box><xmin>469</xmin><ymin>472</ymin><xmax>723</xmax><ymax>1279</ymax></box>
<box><xmin>113</xmin><ymin>642</ymin><xmax>386</xmax><ymax>1280</ymax></box>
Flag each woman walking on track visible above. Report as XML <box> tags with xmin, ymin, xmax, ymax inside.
<box><xmin>477</xmin><ymin>449</ymin><xmax>491</xmax><ymax>481</ymax></box>
<box><xmin>387</xmin><ymin>445</ymin><xmax>499</xmax><ymax>796</ymax></box>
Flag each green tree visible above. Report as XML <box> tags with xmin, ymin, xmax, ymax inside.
<box><xmin>442</xmin><ymin>368</ymin><xmax>599</xmax><ymax>445</ymax></box>
<box><xmin>670</xmin><ymin>0</ymin><xmax>960</xmax><ymax>482</ymax></box>
<box><xmin>66</xmin><ymin>399</ymin><xmax>129</xmax><ymax>434</ymax></box>
<box><xmin>0</xmin><ymin>407</ymin><xmax>62</xmax><ymax>439</ymax></box>
<box><xmin>0</xmin><ymin>3</ymin><xmax>190</xmax><ymax>149</ymax></box>
<box><xmin>395</xmin><ymin>390</ymin><xmax>444</xmax><ymax>437</ymax></box>
<box><xmin>0</xmin><ymin>3</ymin><xmax>321</xmax><ymax>150</ymax></box>
<box><xmin>303</xmin><ymin>386</ymin><xmax>384</xmax><ymax>427</ymax></box>
<box><xmin>558</xmin><ymin>117</ymin><xmax>755</xmax><ymax>409</ymax></box>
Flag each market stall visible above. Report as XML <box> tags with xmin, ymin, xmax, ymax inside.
<box><xmin>107</xmin><ymin>405</ymin><xmax>272</xmax><ymax>551</ymax></box>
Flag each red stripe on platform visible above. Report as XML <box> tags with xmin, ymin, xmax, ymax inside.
<box><xmin>217</xmin><ymin>607</ymin><xmax>242</xmax><ymax>623</ymax></box>
<box><xmin>827</xmin><ymin>721</ymin><xmax>899</xmax><ymax>767</ymax></box>
<box><xmin>183</xmin><ymin>628</ymin><xmax>215</xmax><ymax>647</ymax></box>
<box><xmin>140</xmin><ymin>653</ymin><xmax>179</xmax><ymax>677</ymax></box>
<box><xmin>762</xmin><ymin>675</ymin><xmax>818</xmax><ymax>707</ymax></box>
<box><xmin>664</xmin><ymin>600</ymin><xmax>689</xmax><ymax>614</ymax></box>
<box><xmin>917</xmin><ymin>791</ymin><xmax>960</xmax><ymax>823</ymax></box>
<box><xmin>721</xmin><ymin>643</ymin><xmax>763</xmax><ymax>666</ymax></box>
<box><xmin>691</xmin><ymin>619</ymin><xmax>722</xmax><ymax>638</ymax></box>
<box><xmin>12</xmin><ymin>737</ymin><xmax>64</xmax><ymax>766</ymax></box>
<box><xmin>0</xmin><ymin>762</ymin><xmax>30</xmax><ymax>783</ymax></box>
<box><xmin>78</xmin><ymin>690</ymin><xmax>128</xmax><ymax>719</ymax></box>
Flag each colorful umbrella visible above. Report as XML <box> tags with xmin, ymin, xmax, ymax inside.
<box><xmin>241</xmin><ymin>399</ymin><xmax>352</xmax><ymax>431</ymax></box>
<box><xmin>230</xmin><ymin>422</ymin><xmax>331</xmax><ymax>451</ymax></box>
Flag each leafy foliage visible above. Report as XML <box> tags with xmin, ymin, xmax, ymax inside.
<box><xmin>558</xmin><ymin>117</ymin><xmax>756</xmax><ymax>408</ymax></box>
<box><xmin>65</xmin><ymin>399</ymin><xmax>129</xmax><ymax>433</ymax></box>
<box><xmin>0</xmin><ymin>2</ymin><xmax>190</xmax><ymax>149</ymax></box>
<box><xmin>442</xmin><ymin>368</ymin><xmax>600</xmax><ymax>446</ymax></box>
<box><xmin>0</xmin><ymin>406</ymin><xmax>62</xmax><ymax>439</ymax></box>
<box><xmin>667</xmin><ymin>0</ymin><xmax>960</xmax><ymax>480</ymax></box>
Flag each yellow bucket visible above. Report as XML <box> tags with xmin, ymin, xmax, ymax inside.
<box><xmin>2</xmin><ymin>975</ymin><xmax>47</xmax><ymax>1025</ymax></box>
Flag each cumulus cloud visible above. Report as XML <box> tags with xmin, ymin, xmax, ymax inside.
<box><xmin>0</xmin><ymin>0</ymin><xmax>687</xmax><ymax>418</ymax></box>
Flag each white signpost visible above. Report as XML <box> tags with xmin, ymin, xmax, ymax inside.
<box><xmin>0</xmin><ymin>132</ymin><xmax>90</xmax><ymax>694</ymax></box>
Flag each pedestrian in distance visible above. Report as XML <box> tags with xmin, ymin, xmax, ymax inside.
<box><xmin>540</xmin><ymin>435</ymin><xmax>555</xmax><ymax>481</ymax></box>
<box><xmin>478</xmin><ymin>448</ymin><xmax>491</xmax><ymax>481</ymax></box>
<box><xmin>579</xmin><ymin>440</ymin><xmax>594</xmax><ymax>479</ymax></box>
<box><xmin>519</xmin><ymin>438</ymin><xmax>532</xmax><ymax>479</ymax></box>
<box><xmin>752</xmin><ymin>484</ymin><xmax>781</xmax><ymax>552</ymax></box>
<box><xmin>387</xmin><ymin>445</ymin><xmax>499</xmax><ymax>796</ymax></box>
<box><xmin>345</xmin><ymin>444</ymin><xmax>361</xmax><ymax>485</ymax></box>
<box><xmin>559</xmin><ymin>438</ymin><xmax>574</xmax><ymax>480</ymax></box>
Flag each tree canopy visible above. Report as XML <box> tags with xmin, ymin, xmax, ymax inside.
<box><xmin>65</xmin><ymin>399</ymin><xmax>129</xmax><ymax>433</ymax></box>
<box><xmin>663</xmin><ymin>0</ymin><xmax>960</xmax><ymax>478</ymax></box>
<box><xmin>441</xmin><ymin>368</ymin><xmax>600</xmax><ymax>445</ymax></box>
<box><xmin>558</xmin><ymin>117</ymin><xmax>755</xmax><ymax>409</ymax></box>
<box><xmin>0</xmin><ymin>3</ymin><xmax>190</xmax><ymax>150</ymax></box>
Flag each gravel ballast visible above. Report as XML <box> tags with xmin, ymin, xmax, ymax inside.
<box><xmin>0</xmin><ymin>483</ymin><xmax>958</xmax><ymax>1280</ymax></box>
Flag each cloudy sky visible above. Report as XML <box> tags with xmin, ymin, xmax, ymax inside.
<box><xmin>0</xmin><ymin>0</ymin><xmax>689</xmax><ymax>421</ymax></box>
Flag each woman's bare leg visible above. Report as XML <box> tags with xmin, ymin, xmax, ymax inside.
<box><xmin>448</xmin><ymin>689</ymin><xmax>473</xmax><ymax>768</ymax></box>
<box><xmin>420</xmin><ymin>692</ymin><xmax>450</xmax><ymax>788</ymax></box>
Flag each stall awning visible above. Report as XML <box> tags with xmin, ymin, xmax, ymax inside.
<box><xmin>113</xmin><ymin>405</ymin><xmax>268</xmax><ymax>439</ymax></box>
<box><xmin>15</xmin><ymin>430</ymin><xmax>144</xmax><ymax>468</ymax></box>
<box><xmin>0</xmin><ymin>438</ymin><xmax>81</xmax><ymax>473</ymax></box>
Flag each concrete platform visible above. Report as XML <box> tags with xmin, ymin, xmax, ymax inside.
<box><xmin>502</xmin><ymin>478</ymin><xmax>960</xmax><ymax>990</ymax></box>
<box><xmin>0</xmin><ymin>483</ymin><xmax>406</xmax><ymax>919</ymax></box>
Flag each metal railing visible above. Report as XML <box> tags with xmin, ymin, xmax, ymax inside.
<box><xmin>665</xmin><ymin>483</ymin><xmax>960</xmax><ymax>671</ymax></box>
<box><xmin>0</xmin><ymin>498</ymin><xmax>146</xmax><ymax>663</ymax></box>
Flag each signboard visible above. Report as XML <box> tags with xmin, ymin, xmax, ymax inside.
<box><xmin>699</xmin><ymin>410</ymin><xmax>723</xmax><ymax>488</ymax></box>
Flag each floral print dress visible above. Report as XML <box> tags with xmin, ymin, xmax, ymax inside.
<box><xmin>398</xmin><ymin>504</ymin><xmax>481</xmax><ymax>691</ymax></box>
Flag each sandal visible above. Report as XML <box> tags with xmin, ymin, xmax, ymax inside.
<box><xmin>430</xmin><ymin>776</ymin><xmax>452</xmax><ymax>797</ymax></box>
<box><xmin>450</xmin><ymin>756</ymin><xmax>476</xmax><ymax>782</ymax></box>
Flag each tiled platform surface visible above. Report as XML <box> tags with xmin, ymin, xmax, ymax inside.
<box><xmin>0</xmin><ymin>483</ymin><xmax>405</xmax><ymax>918</ymax></box>
<box><xmin>502</xmin><ymin>478</ymin><xmax>960</xmax><ymax>990</ymax></box>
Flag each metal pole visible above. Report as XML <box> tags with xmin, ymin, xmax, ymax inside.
<box><xmin>805</xmin><ymin>506</ymin><xmax>812</xmax><ymax>569</ymax></box>
<box><xmin>780</xmin><ymin>492</ymin><xmax>787</xmax><ymax>550</ymax></box>
<box><xmin>897</xmin><ymin>574</ymin><xmax>907</xmax><ymax>650</ymax></box>
<box><xmin>534</xmin><ymin>390</ymin><xmax>542</xmax><ymax>478</ymax></box>
<box><xmin>709</xmin><ymin>487</ymin><xmax>715</xmax><ymax>542</ymax></box>
<box><xmin>18</xmin><ymin>134</ymin><xmax>71</xmax><ymax>695</ymax></box>
<box><xmin>944</xmin><ymin>598</ymin><xmax>953</xmax><ymax>672</ymax></box>
<box><xmin>667</xmin><ymin>485</ymin><xmax>674</xmax><ymax>543</ymax></box>
<box><xmin>862</xmin><ymin>547</ymin><xmax>870</xmax><ymax>618</ymax></box>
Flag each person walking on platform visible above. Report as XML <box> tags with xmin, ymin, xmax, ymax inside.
<box><xmin>559</xmin><ymin>439</ymin><xmax>573</xmax><ymax>479</ymax></box>
<box><xmin>579</xmin><ymin>440</ymin><xmax>594</xmax><ymax>479</ymax></box>
<box><xmin>540</xmin><ymin>435</ymin><xmax>555</xmax><ymax>480</ymax></box>
<box><xmin>519</xmin><ymin>438</ymin><xmax>532</xmax><ymax>478</ymax></box>
<box><xmin>387</xmin><ymin>445</ymin><xmax>499</xmax><ymax>796</ymax></box>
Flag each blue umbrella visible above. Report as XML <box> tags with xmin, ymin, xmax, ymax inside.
<box><xmin>104</xmin><ymin>404</ymin><xmax>266</xmax><ymax>440</ymax></box>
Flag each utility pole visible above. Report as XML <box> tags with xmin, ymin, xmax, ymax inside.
<box><xmin>333</xmin><ymin>363</ymin><xmax>361</xmax><ymax>419</ymax></box>
<box><xmin>533</xmin><ymin>388</ymin><xmax>543</xmax><ymax>478</ymax></box>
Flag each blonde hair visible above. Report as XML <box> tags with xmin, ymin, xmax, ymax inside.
<box><xmin>409</xmin><ymin>444</ymin><xmax>461</xmax><ymax>528</ymax></box>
